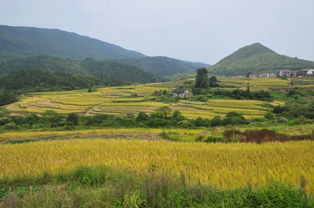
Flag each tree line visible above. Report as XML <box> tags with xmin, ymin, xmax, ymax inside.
<box><xmin>0</xmin><ymin>107</ymin><xmax>249</xmax><ymax>131</ymax></box>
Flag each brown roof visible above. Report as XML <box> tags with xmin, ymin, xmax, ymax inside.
<box><xmin>280</xmin><ymin>69</ymin><xmax>292</xmax><ymax>72</ymax></box>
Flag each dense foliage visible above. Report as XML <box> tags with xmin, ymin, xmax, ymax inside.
<box><xmin>0</xmin><ymin>70</ymin><xmax>105</xmax><ymax>91</ymax></box>
<box><xmin>0</xmin><ymin>107</ymin><xmax>253</xmax><ymax>132</ymax></box>
<box><xmin>0</xmin><ymin>56</ymin><xmax>163</xmax><ymax>106</ymax></box>
<box><xmin>273</xmin><ymin>102</ymin><xmax>314</xmax><ymax>120</ymax></box>
<box><xmin>0</xmin><ymin>25</ymin><xmax>207</xmax><ymax>76</ymax></box>
<box><xmin>0</xmin><ymin>25</ymin><xmax>144</xmax><ymax>62</ymax></box>
<box><xmin>195</xmin><ymin>68</ymin><xmax>209</xmax><ymax>88</ymax></box>
<box><xmin>0</xmin><ymin>89</ymin><xmax>17</xmax><ymax>105</ymax></box>
<box><xmin>211</xmin><ymin>89</ymin><xmax>273</xmax><ymax>101</ymax></box>
<box><xmin>0</xmin><ymin>56</ymin><xmax>160</xmax><ymax>85</ymax></box>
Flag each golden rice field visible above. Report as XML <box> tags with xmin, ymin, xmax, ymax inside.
<box><xmin>218</xmin><ymin>77</ymin><xmax>314</xmax><ymax>90</ymax></box>
<box><xmin>1</xmin><ymin>124</ymin><xmax>313</xmax><ymax>144</ymax></box>
<box><xmin>218</xmin><ymin>77</ymin><xmax>290</xmax><ymax>90</ymax></box>
<box><xmin>5</xmin><ymin>81</ymin><xmax>284</xmax><ymax>119</ymax></box>
<box><xmin>0</xmin><ymin>139</ymin><xmax>313</xmax><ymax>194</ymax></box>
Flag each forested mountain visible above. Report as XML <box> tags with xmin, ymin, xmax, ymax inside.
<box><xmin>0</xmin><ymin>25</ymin><xmax>207</xmax><ymax>76</ymax></box>
<box><xmin>0</xmin><ymin>56</ymin><xmax>160</xmax><ymax>91</ymax></box>
<box><xmin>208</xmin><ymin>43</ymin><xmax>314</xmax><ymax>76</ymax></box>
<box><xmin>0</xmin><ymin>25</ymin><xmax>144</xmax><ymax>62</ymax></box>
<box><xmin>0</xmin><ymin>56</ymin><xmax>85</xmax><ymax>75</ymax></box>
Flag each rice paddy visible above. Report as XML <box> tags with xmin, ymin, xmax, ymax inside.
<box><xmin>4</xmin><ymin>79</ymin><xmax>287</xmax><ymax>119</ymax></box>
<box><xmin>2</xmin><ymin>77</ymin><xmax>314</xmax><ymax>199</ymax></box>
<box><xmin>0</xmin><ymin>139</ymin><xmax>313</xmax><ymax>195</ymax></box>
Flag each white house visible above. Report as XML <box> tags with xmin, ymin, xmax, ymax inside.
<box><xmin>279</xmin><ymin>69</ymin><xmax>293</xmax><ymax>77</ymax></box>
<box><xmin>173</xmin><ymin>88</ymin><xmax>193</xmax><ymax>98</ymax></box>
<box><xmin>258</xmin><ymin>72</ymin><xmax>271</xmax><ymax>78</ymax></box>
<box><xmin>300</xmin><ymin>69</ymin><xmax>314</xmax><ymax>76</ymax></box>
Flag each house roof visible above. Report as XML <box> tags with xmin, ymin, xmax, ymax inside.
<box><xmin>173</xmin><ymin>88</ymin><xmax>189</xmax><ymax>94</ymax></box>
<box><xmin>280</xmin><ymin>69</ymin><xmax>292</xmax><ymax>72</ymax></box>
<box><xmin>301</xmin><ymin>69</ymin><xmax>314</xmax><ymax>72</ymax></box>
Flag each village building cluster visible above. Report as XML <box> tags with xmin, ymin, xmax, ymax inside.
<box><xmin>278</xmin><ymin>69</ymin><xmax>314</xmax><ymax>77</ymax></box>
<box><xmin>240</xmin><ymin>68</ymin><xmax>314</xmax><ymax>78</ymax></box>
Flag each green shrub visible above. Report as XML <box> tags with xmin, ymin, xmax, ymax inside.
<box><xmin>159</xmin><ymin>132</ymin><xmax>181</xmax><ymax>141</ymax></box>
<box><xmin>71</xmin><ymin>166</ymin><xmax>111</xmax><ymax>186</ymax></box>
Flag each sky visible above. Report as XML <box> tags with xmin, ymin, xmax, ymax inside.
<box><xmin>1</xmin><ymin>0</ymin><xmax>314</xmax><ymax>64</ymax></box>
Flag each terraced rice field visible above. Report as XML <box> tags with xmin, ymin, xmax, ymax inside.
<box><xmin>5</xmin><ymin>82</ymin><xmax>283</xmax><ymax>119</ymax></box>
<box><xmin>1</xmin><ymin>124</ymin><xmax>313</xmax><ymax>144</ymax></box>
<box><xmin>219</xmin><ymin>77</ymin><xmax>314</xmax><ymax>90</ymax></box>
<box><xmin>219</xmin><ymin>77</ymin><xmax>290</xmax><ymax>90</ymax></box>
<box><xmin>0</xmin><ymin>139</ymin><xmax>313</xmax><ymax>194</ymax></box>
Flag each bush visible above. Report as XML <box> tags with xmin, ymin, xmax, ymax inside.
<box><xmin>205</xmin><ymin>136</ymin><xmax>226</xmax><ymax>143</ymax></box>
<box><xmin>194</xmin><ymin>117</ymin><xmax>210</xmax><ymax>127</ymax></box>
<box><xmin>4</xmin><ymin>122</ymin><xmax>17</xmax><ymax>130</ymax></box>
<box><xmin>71</xmin><ymin>166</ymin><xmax>111</xmax><ymax>186</ymax></box>
<box><xmin>264</xmin><ymin>112</ymin><xmax>275</xmax><ymax>120</ymax></box>
<box><xmin>67</xmin><ymin>113</ymin><xmax>79</xmax><ymax>126</ymax></box>
<box><xmin>222</xmin><ymin>112</ymin><xmax>248</xmax><ymax>125</ymax></box>
<box><xmin>209</xmin><ymin>116</ymin><xmax>222</xmax><ymax>126</ymax></box>
<box><xmin>189</xmin><ymin>95</ymin><xmax>208</xmax><ymax>102</ymax></box>
<box><xmin>205</xmin><ymin>136</ymin><xmax>239</xmax><ymax>143</ymax></box>
<box><xmin>159</xmin><ymin>132</ymin><xmax>181</xmax><ymax>141</ymax></box>
<box><xmin>211</xmin><ymin>89</ymin><xmax>272</xmax><ymax>101</ymax></box>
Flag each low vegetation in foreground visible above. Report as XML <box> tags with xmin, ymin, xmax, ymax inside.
<box><xmin>1</xmin><ymin>166</ymin><xmax>313</xmax><ymax>208</ymax></box>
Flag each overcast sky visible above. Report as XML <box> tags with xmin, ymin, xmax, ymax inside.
<box><xmin>1</xmin><ymin>0</ymin><xmax>314</xmax><ymax>64</ymax></box>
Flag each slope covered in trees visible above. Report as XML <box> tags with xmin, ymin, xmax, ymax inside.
<box><xmin>208</xmin><ymin>43</ymin><xmax>314</xmax><ymax>76</ymax></box>
<box><xmin>0</xmin><ymin>25</ymin><xmax>208</xmax><ymax>76</ymax></box>
<box><xmin>0</xmin><ymin>56</ymin><xmax>160</xmax><ymax>92</ymax></box>
<box><xmin>0</xmin><ymin>25</ymin><xmax>144</xmax><ymax>62</ymax></box>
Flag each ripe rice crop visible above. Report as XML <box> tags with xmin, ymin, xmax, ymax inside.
<box><xmin>0</xmin><ymin>139</ymin><xmax>313</xmax><ymax>194</ymax></box>
<box><xmin>4</xmin><ymin>79</ymin><xmax>286</xmax><ymax>119</ymax></box>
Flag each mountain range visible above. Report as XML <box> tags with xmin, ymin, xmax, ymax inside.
<box><xmin>208</xmin><ymin>43</ymin><xmax>314</xmax><ymax>76</ymax></box>
<box><xmin>0</xmin><ymin>25</ymin><xmax>208</xmax><ymax>77</ymax></box>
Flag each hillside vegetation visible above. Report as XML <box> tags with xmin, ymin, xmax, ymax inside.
<box><xmin>0</xmin><ymin>25</ymin><xmax>144</xmax><ymax>62</ymax></box>
<box><xmin>0</xmin><ymin>25</ymin><xmax>206</xmax><ymax>76</ymax></box>
<box><xmin>0</xmin><ymin>56</ymin><xmax>160</xmax><ymax>92</ymax></box>
<box><xmin>209</xmin><ymin>43</ymin><xmax>314</xmax><ymax>76</ymax></box>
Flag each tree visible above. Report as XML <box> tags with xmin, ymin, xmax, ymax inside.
<box><xmin>209</xmin><ymin>76</ymin><xmax>219</xmax><ymax>87</ymax></box>
<box><xmin>0</xmin><ymin>89</ymin><xmax>18</xmax><ymax>106</ymax></box>
<box><xmin>246</xmin><ymin>82</ymin><xmax>251</xmax><ymax>96</ymax></box>
<box><xmin>67</xmin><ymin>113</ymin><xmax>79</xmax><ymax>126</ymax></box>
<box><xmin>195</xmin><ymin>68</ymin><xmax>209</xmax><ymax>88</ymax></box>
<box><xmin>222</xmin><ymin>112</ymin><xmax>248</xmax><ymax>125</ymax></box>
<box><xmin>209</xmin><ymin>76</ymin><xmax>218</xmax><ymax>83</ymax></box>
<box><xmin>42</xmin><ymin>110</ymin><xmax>64</xmax><ymax>127</ymax></box>
<box><xmin>136</xmin><ymin>112</ymin><xmax>149</xmax><ymax>122</ymax></box>
<box><xmin>172</xmin><ymin>110</ymin><xmax>185</xmax><ymax>122</ymax></box>
<box><xmin>210</xmin><ymin>116</ymin><xmax>222</xmax><ymax>126</ymax></box>
<box><xmin>153</xmin><ymin>106</ymin><xmax>173</xmax><ymax>119</ymax></box>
